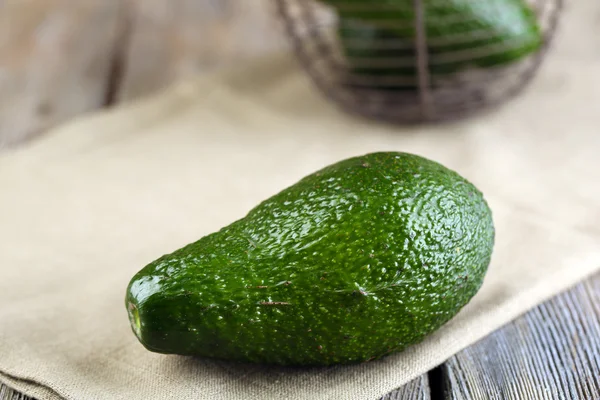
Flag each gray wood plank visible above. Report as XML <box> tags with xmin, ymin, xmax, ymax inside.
<box><xmin>0</xmin><ymin>0</ymin><xmax>125</xmax><ymax>147</ymax></box>
<box><xmin>0</xmin><ymin>0</ymin><xmax>285</xmax><ymax>148</ymax></box>
<box><xmin>440</xmin><ymin>273</ymin><xmax>600</xmax><ymax>400</ymax></box>
<box><xmin>0</xmin><ymin>383</ymin><xmax>30</xmax><ymax>400</ymax></box>
<box><xmin>382</xmin><ymin>375</ymin><xmax>430</xmax><ymax>400</ymax></box>
<box><xmin>116</xmin><ymin>0</ymin><xmax>285</xmax><ymax>102</ymax></box>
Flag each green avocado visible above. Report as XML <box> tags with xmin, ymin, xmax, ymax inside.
<box><xmin>327</xmin><ymin>0</ymin><xmax>542</xmax><ymax>89</ymax></box>
<box><xmin>126</xmin><ymin>152</ymin><xmax>494</xmax><ymax>366</ymax></box>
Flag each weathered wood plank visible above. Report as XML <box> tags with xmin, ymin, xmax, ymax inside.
<box><xmin>0</xmin><ymin>383</ymin><xmax>30</xmax><ymax>400</ymax></box>
<box><xmin>117</xmin><ymin>0</ymin><xmax>286</xmax><ymax>102</ymax></box>
<box><xmin>0</xmin><ymin>0</ymin><xmax>124</xmax><ymax>147</ymax></box>
<box><xmin>382</xmin><ymin>375</ymin><xmax>431</xmax><ymax>400</ymax></box>
<box><xmin>0</xmin><ymin>0</ymin><xmax>285</xmax><ymax>146</ymax></box>
<box><xmin>441</xmin><ymin>273</ymin><xmax>600</xmax><ymax>400</ymax></box>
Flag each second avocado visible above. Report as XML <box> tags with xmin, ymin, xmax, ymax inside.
<box><xmin>330</xmin><ymin>0</ymin><xmax>542</xmax><ymax>87</ymax></box>
<box><xmin>126</xmin><ymin>152</ymin><xmax>495</xmax><ymax>366</ymax></box>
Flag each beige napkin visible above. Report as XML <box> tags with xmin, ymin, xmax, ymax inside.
<box><xmin>1</xmin><ymin>1</ymin><xmax>600</xmax><ymax>399</ymax></box>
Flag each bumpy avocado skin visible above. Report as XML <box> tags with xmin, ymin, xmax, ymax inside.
<box><xmin>126</xmin><ymin>152</ymin><xmax>495</xmax><ymax>366</ymax></box>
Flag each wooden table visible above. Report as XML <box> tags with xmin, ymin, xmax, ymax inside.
<box><xmin>1</xmin><ymin>0</ymin><xmax>599</xmax><ymax>398</ymax></box>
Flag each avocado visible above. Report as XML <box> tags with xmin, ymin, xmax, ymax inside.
<box><xmin>329</xmin><ymin>0</ymin><xmax>542</xmax><ymax>89</ymax></box>
<box><xmin>126</xmin><ymin>152</ymin><xmax>495</xmax><ymax>366</ymax></box>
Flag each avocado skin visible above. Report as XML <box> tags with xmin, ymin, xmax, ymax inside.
<box><xmin>126</xmin><ymin>152</ymin><xmax>494</xmax><ymax>366</ymax></box>
<box><xmin>330</xmin><ymin>0</ymin><xmax>542</xmax><ymax>88</ymax></box>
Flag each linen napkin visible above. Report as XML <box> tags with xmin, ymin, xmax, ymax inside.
<box><xmin>1</xmin><ymin>1</ymin><xmax>600</xmax><ymax>399</ymax></box>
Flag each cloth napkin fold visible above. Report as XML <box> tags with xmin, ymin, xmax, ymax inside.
<box><xmin>1</xmin><ymin>1</ymin><xmax>600</xmax><ymax>399</ymax></box>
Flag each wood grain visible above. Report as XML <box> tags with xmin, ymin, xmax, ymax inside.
<box><xmin>117</xmin><ymin>0</ymin><xmax>286</xmax><ymax>102</ymax></box>
<box><xmin>383</xmin><ymin>375</ymin><xmax>430</xmax><ymax>400</ymax></box>
<box><xmin>0</xmin><ymin>0</ymin><xmax>285</xmax><ymax>146</ymax></box>
<box><xmin>440</xmin><ymin>274</ymin><xmax>600</xmax><ymax>400</ymax></box>
<box><xmin>0</xmin><ymin>383</ymin><xmax>29</xmax><ymax>400</ymax></box>
<box><xmin>0</xmin><ymin>0</ymin><xmax>124</xmax><ymax>146</ymax></box>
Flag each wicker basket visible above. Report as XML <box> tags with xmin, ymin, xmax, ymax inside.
<box><xmin>276</xmin><ymin>0</ymin><xmax>563</xmax><ymax>122</ymax></box>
